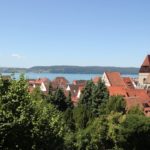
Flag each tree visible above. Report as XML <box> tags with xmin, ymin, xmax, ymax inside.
<box><xmin>92</xmin><ymin>80</ymin><xmax>109</xmax><ymax>116</ymax></box>
<box><xmin>64</xmin><ymin>108</ymin><xmax>75</xmax><ymax>131</ymax></box>
<box><xmin>31</xmin><ymin>102</ymin><xmax>65</xmax><ymax>150</ymax></box>
<box><xmin>73</xmin><ymin>105</ymin><xmax>92</xmax><ymax>130</ymax></box>
<box><xmin>73</xmin><ymin>116</ymin><xmax>112</xmax><ymax>150</ymax></box>
<box><xmin>128</xmin><ymin>106</ymin><xmax>144</xmax><ymax>116</ymax></box>
<box><xmin>66</xmin><ymin>91</ymin><xmax>74</xmax><ymax>109</ymax></box>
<box><xmin>105</xmin><ymin>96</ymin><xmax>126</xmax><ymax>114</ymax></box>
<box><xmin>0</xmin><ymin>75</ymin><xmax>66</xmax><ymax>150</ymax></box>
<box><xmin>52</xmin><ymin>88</ymin><xmax>67</xmax><ymax>111</ymax></box>
<box><xmin>48</xmin><ymin>82</ymin><xmax>53</xmax><ymax>95</ymax></box>
<box><xmin>79</xmin><ymin>80</ymin><xmax>94</xmax><ymax>106</ymax></box>
<box><xmin>0</xmin><ymin>75</ymin><xmax>34</xmax><ymax>149</ymax></box>
<box><xmin>116</xmin><ymin>114</ymin><xmax>150</xmax><ymax>150</ymax></box>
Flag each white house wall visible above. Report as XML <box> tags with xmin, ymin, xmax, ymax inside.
<box><xmin>102</xmin><ymin>72</ymin><xmax>111</xmax><ymax>87</ymax></box>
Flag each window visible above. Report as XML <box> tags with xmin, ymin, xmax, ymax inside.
<box><xmin>143</xmin><ymin>78</ymin><xmax>146</xmax><ymax>83</ymax></box>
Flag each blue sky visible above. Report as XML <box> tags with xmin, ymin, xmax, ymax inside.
<box><xmin>0</xmin><ymin>0</ymin><xmax>150</xmax><ymax>68</ymax></box>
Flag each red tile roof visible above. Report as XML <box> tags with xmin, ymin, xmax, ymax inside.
<box><xmin>125</xmin><ymin>97</ymin><xmax>150</xmax><ymax>116</ymax></box>
<box><xmin>126</xmin><ymin>89</ymin><xmax>150</xmax><ymax>100</ymax></box>
<box><xmin>67</xmin><ymin>84</ymin><xmax>79</xmax><ymax>97</ymax></box>
<box><xmin>51</xmin><ymin>77</ymin><xmax>69</xmax><ymax>89</ymax></box>
<box><xmin>123</xmin><ymin>77</ymin><xmax>135</xmax><ymax>89</ymax></box>
<box><xmin>54</xmin><ymin>77</ymin><xmax>69</xmax><ymax>84</ymax></box>
<box><xmin>108</xmin><ymin>86</ymin><xmax>128</xmax><ymax>97</ymax></box>
<box><xmin>105</xmin><ymin>72</ymin><xmax>126</xmax><ymax>87</ymax></box>
<box><xmin>108</xmin><ymin>86</ymin><xmax>150</xmax><ymax>100</ymax></box>
<box><xmin>28</xmin><ymin>78</ymin><xmax>50</xmax><ymax>94</ymax></box>
<box><xmin>73</xmin><ymin>80</ymin><xmax>87</xmax><ymax>86</ymax></box>
<box><xmin>35</xmin><ymin>78</ymin><xmax>49</xmax><ymax>84</ymax></box>
<box><xmin>92</xmin><ymin>76</ymin><xmax>101</xmax><ymax>84</ymax></box>
<box><xmin>78</xmin><ymin>85</ymin><xmax>85</xmax><ymax>91</ymax></box>
<box><xmin>125</xmin><ymin>97</ymin><xmax>146</xmax><ymax>110</ymax></box>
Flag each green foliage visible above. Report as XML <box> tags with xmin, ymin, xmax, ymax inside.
<box><xmin>117</xmin><ymin>114</ymin><xmax>150</xmax><ymax>150</ymax></box>
<box><xmin>64</xmin><ymin>108</ymin><xmax>75</xmax><ymax>131</ymax></box>
<box><xmin>1</xmin><ymin>75</ymin><xmax>150</xmax><ymax>150</ymax></box>
<box><xmin>71</xmin><ymin>112</ymin><xmax>150</xmax><ymax>150</ymax></box>
<box><xmin>66</xmin><ymin>91</ymin><xmax>74</xmax><ymax>109</ymax></box>
<box><xmin>0</xmin><ymin>75</ymin><xmax>66</xmax><ymax>150</ymax></box>
<box><xmin>64</xmin><ymin>132</ymin><xmax>76</xmax><ymax>150</ymax></box>
<box><xmin>79</xmin><ymin>80</ymin><xmax>94</xmax><ymax>106</ymax></box>
<box><xmin>48</xmin><ymin>82</ymin><xmax>53</xmax><ymax>95</ymax></box>
<box><xmin>128</xmin><ymin>106</ymin><xmax>144</xmax><ymax>115</ymax></box>
<box><xmin>106</xmin><ymin>112</ymin><xmax>125</xmax><ymax>147</ymax></box>
<box><xmin>52</xmin><ymin>88</ymin><xmax>67</xmax><ymax>111</ymax></box>
<box><xmin>0</xmin><ymin>75</ymin><xmax>34</xmax><ymax>149</ymax></box>
<box><xmin>105</xmin><ymin>96</ymin><xmax>126</xmax><ymax>114</ymax></box>
<box><xmin>31</xmin><ymin>102</ymin><xmax>65</xmax><ymax>150</ymax></box>
<box><xmin>72</xmin><ymin>116</ymin><xmax>113</xmax><ymax>150</ymax></box>
<box><xmin>73</xmin><ymin>105</ymin><xmax>92</xmax><ymax>130</ymax></box>
<box><xmin>92</xmin><ymin>81</ymin><xmax>109</xmax><ymax>116</ymax></box>
<box><xmin>30</xmin><ymin>86</ymin><xmax>45</xmax><ymax>102</ymax></box>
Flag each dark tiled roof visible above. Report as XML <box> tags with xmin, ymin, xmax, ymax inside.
<box><xmin>139</xmin><ymin>55</ymin><xmax>150</xmax><ymax>73</ymax></box>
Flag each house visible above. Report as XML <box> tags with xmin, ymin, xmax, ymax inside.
<box><xmin>51</xmin><ymin>77</ymin><xmax>69</xmax><ymax>90</ymax></box>
<box><xmin>35</xmin><ymin>78</ymin><xmax>49</xmax><ymax>93</ymax></box>
<box><xmin>102</xmin><ymin>72</ymin><xmax>126</xmax><ymax>87</ymax></box>
<box><xmin>108</xmin><ymin>86</ymin><xmax>150</xmax><ymax>99</ymax></box>
<box><xmin>66</xmin><ymin>84</ymin><xmax>86</xmax><ymax>105</ymax></box>
<box><xmin>108</xmin><ymin>86</ymin><xmax>128</xmax><ymax>97</ymax></box>
<box><xmin>73</xmin><ymin>85</ymin><xmax>85</xmax><ymax>106</ymax></box>
<box><xmin>138</xmin><ymin>55</ymin><xmax>150</xmax><ymax>89</ymax></box>
<box><xmin>28</xmin><ymin>78</ymin><xmax>50</xmax><ymax>94</ymax></box>
<box><xmin>107</xmin><ymin>85</ymin><xmax>150</xmax><ymax>116</ymax></box>
<box><xmin>66</xmin><ymin>84</ymin><xmax>79</xmax><ymax>103</ymax></box>
<box><xmin>73</xmin><ymin>80</ymin><xmax>87</xmax><ymax>86</ymax></box>
<box><xmin>123</xmin><ymin>77</ymin><xmax>136</xmax><ymax>89</ymax></box>
<box><xmin>92</xmin><ymin>76</ymin><xmax>101</xmax><ymax>85</ymax></box>
<box><xmin>66</xmin><ymin>84</ymin><xmax>79</xmax><ymax>92</ymax></box>
<box><xmin>28</xmin><ymin>79</ymin><xmax>36</xmax><ymax>93</ymax></box>
<box><xmin>65</xmin><ymin>84</ymin><xmax>85</xmax><ymax>106</ymax></box>
<box><xmin>102</xmin><ymin>71</ymin><xmax>136</xmax><ymax>89</ymax></box>
<box><xmin>125</xmin><ymin>97</ymin><xmax>150</xmax><ymax>116</ymax></box>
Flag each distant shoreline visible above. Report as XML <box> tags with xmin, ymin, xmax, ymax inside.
<box><xmin>1</xmin><ymin>72</ymin><xmax>138</xmax><ymax>83</ymax></box>
<box><xmin>0</xmin><ymin>66</ymin><xmax>139</xmax><ymax>75</ymax></box>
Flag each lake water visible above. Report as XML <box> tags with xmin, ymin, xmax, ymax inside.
<box><xmin>1</xmin><ymin>73</ymin><xmax>138</xmax><ymax>83</ymax></box>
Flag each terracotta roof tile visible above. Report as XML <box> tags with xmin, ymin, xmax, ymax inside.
<box><xmin>67</xmin><ymin>84</ymin><xmax>79</xmax><ymax>97</ymax></box>
<box><xmin>125</xmin><ymin>97</ymin><xmax>145</xmax><ymax>110</ymax></box>
<box><xmin>126</xmin><ymin>89</ymin><xmax>150</xmax><ymax>100</ymax></box>
<box><xmin>108</xmin><ymin>86</ymin><xmax>128</xmax><ymax>97</ymax></box>
<box><xmin>51</xmin><ymin>77</ymin><xmax>69</xmax><ymax>89</ymax></box>
<box><xmin>73</xmin><ymin>80</ymin><xmax>87</xmax><ymax>85</ymax></box>
<box><xmin>92</xmin><ymin>76</ymin><xmax>101</xmax><ymax>84</ymax></box>
<box><xmin>123</xmin><ymin>77</ymin><xmax>135</xmax><ymax>89</ymax></box>
<box><xmin>105</xmin><ymin>72</ymin><xmax>126</xmax><ymax>87</ymax></box>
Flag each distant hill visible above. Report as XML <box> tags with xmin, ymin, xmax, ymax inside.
<box><xmin>0</xmin><ymin>66</ymin><xmax>139</xmax><ymax>74</ymax></box>
<box><xmin>0</xmin><ymin>67</ymin><xmax>27</xmax><ymax>73</ymax></box>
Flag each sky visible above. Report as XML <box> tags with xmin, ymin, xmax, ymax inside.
<box><xmin>0</xmin><ymin>0</ymin><xmax>150</xmax><ymax>68</ymax></box>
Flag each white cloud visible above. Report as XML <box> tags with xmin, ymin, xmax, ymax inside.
<box><xmin>11</xmin><ymin>54</ymin><xmax>22</xmax><ymax>59</ymax></box>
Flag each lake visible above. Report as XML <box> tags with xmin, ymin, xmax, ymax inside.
<box><xmin>1</xmin><ymin>73</ymin><xmax>138</xmax><ymax>83</ymax></box>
